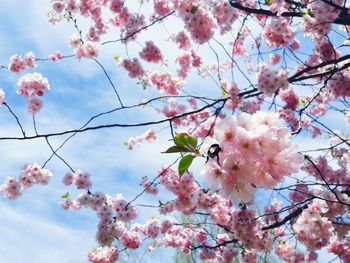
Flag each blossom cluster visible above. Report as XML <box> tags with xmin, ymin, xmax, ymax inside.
<box><xmin>329</xmin><ymin>237</ymin><xmax>350</xmax><ymax>262</ymax></box>
<box><xmin>74</xmin><ymin>41</ymin><xmax>100</xmax><ymax>60</ymax></box>
<box><xmin>48</xmin><ymin>51</ymin><xmax>64</xmax><ymax>61</ymax></box>
<box><xmin>152</xmin><ymin>0</ymin><xmax>172</xmax><ymax>18</ymax></box>
<box><xmin>263</xmin><ymin>17</ymin><xmax>296</xmax><ymax>47</ymax></box>
<box><xmin>327</xmin><ymin>72</ymin><xmax>350</xmax><ymax>98</ymax></box>
<box><xmin>174</xmin><ymin>1</ymin><xmax>215</xmax><ymax>44</ymax></box>
<box><xmin>302</xmin><ymin>156</ymin><xmax>350</xmax><ymax>185</ymax></box>
<box><xmin>0</xmin><ymin>163</ymin><xmax>52</xmax><ymax>200</ymax></box>
<box><xmin>157</xmin><ymin>98</ymin><xmax>213</xmax><ymax>138</ymax></box>
<box><xmin>275</xmin><ymin>241</ymin><xmax>306</xmax><ymax>262</ymax></box>
<box><xmin>6</xmin><ymin>1</ymin><xmax>350</xmax><ymax>262</ymax></box>
<box><xmin>316</xmin><ymin>40</ymin><xmax>340</xmax><ymax>61</ymax></box>
<box><xmin>120</xmin><ymin>58</ymin><xmax>145</xmax><ymax>79</ymax></box>
<box><xmin>8</xmin><ymin>52</ymin><xmax>36</xmax><ymax>73</ymax></box>
<box><xmin>121</xmin><ymin>13</ymin><xmax>146</xmax><ymax>43</ymax></box>
<box><xmin>172</xmin><ymin>31</ymin><xmax>191</xmax><ymax>50</ymax></box>
<box><xmin>125</xmin><ymin>129</ymin><xmax>156</xmax><ymax>150</ymax></box>
<box><xmin>257</xmin><ymin>64</ymin><xmax>289</xmax><ymax>97</ymax></box>
<box><xmin>17</xmin><ymin>72</ymin><xmax>50</xmax><ymax>114</ymax></box>
<box><xmin>140</xmin><ymin>176</ymin><xmax>159</xmax><ymax>195</ymax></box>
<box><xmin>293</xmin><ymin>200</ymin><xmax>334</xmax><ymax>250</ymax></box>
<box><xmin>212</xmin><ymin>1</ymin><xmax>238</xmax><ymax>34</ymax></box>
<box><xmin>139</xmin><ymin>41</ymin><xmax>163</xmax><ymax>63</ymax></box>
<box><xmin>150</xmin><ymin>72</ymin><xmax>184</xmax><ymax>95</ymax></box>
<box><xmin>175</xmin><ymin>51</ymin><xmax>202</xmax><ymax>79</ymax></box>
<box><xmin>62</xmin><ymin>193</ymin><xmax>141</xmax><ymax>253</ymax></box>
<box><xmin>87</xmin><ymin>246</ymin><xmax>119</xmax><ymax>263</ymax></box>
<box><xmin>62</xmin><ymin>170</ymin><xmax>93</xmax><ymax>189</ymax></box>
<box><xmin>302</xmin><ymin>0</ymin><xmax>344</xmax><ymax>40</ymax></box>
<box><xmin>202</xmin><ymin>111</ymin><xmax>302</xmax><ymax>202</ymax></box>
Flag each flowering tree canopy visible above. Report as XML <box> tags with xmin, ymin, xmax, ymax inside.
<box><xmin>1</xmin><ymin>0</ymin><xmax>350</xmax><ymax>262</ymax></box>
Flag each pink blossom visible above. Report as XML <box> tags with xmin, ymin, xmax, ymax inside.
<box><xmin>76</xmin><ymin>193</ymin><xmax>94</xmax><ymax>207</ymax></box>
<box><xmin>141</xmin><ymin>176</ymin><xmax>158</xmax><ymax>195</ymax></box>
<box><xmin>212</xmin><ymin>1</ymin><xmax>238</xmax><ymax>34</ymax></box>
<box><xmin>175</xmin><ymin>2</ymin><xmax>215</xmax><ymax>44</ymax></box>
<box><xmin>17</xmin><ymin>72</ymin><xmax>50</xmax><ymax>97</ymax></box>
<box><xmin>153</xmin><ymin>0</ymin><xmax>172</xmax><ymax>17</ymax></box>
<box><xmin>87</xmin><ymin>246</ymin><xmax>119</xmax><ymax>263</ymax></box>
<box><xmin>126</xmin><ymin>129</ymin><xmax>156</xmax><ymax>150</ymax></box>
<box><xmin>121</xmin><ymin>231</ymin><xmax>140</xmax><ymax>249</ymax></box>
<box><xmin>270</xmin><ymin>54</ymin><xmax>281</xmax><ymax>65</ymax></box>
<box><xmin>27</xmin><ymin>96</ymin><xmax>43</xmax><ymax>114</ymax></box>
<box><xmin>328</xmin><ymin>237</ymin><xmax>350</xmax><ymax>262</ymax></box>
<box><xmin>62</xmin><ymin>172</ymin><xmax>75</xmax><ymax>186</ymax></box>
<box><xmin>74</xmin><ymin>170</ymin><xmax>92</xmax><ymax>189</ymax></box>
<box><xmin>139</xmin><ymin>41</ymin><xmax>163</xmax><ymax>63</ymax></box>
<box><xmin>121</xmin><ymin>13</ymin><xmax>145</xmax><ymax>42</ymax></box>
<box><xmin>110</xmin><ymin>0</ymin><xmax>123</xmax><ymax>13</ymax></box>
<box><xmin>23</xmin><ymin>52</ymin><xmax>36</xmax><ymax>68</ymax></box>
<box><xmin>8</xmin><ymin>52</ymin><xmax>36</xmax><ymax>73</ymax></box>
<box><xmin>0</xmin><ymin>163</ymin><xmax>52</xmax><ymax>200</ymax></box>
<box><xmin>263</xmin><ymin>17</ymin><xmax>296</xmax><ymax>47</ymax></box>
<box><xmin>48</xmin><ymin>51</ymin><xmax>63</xmax><ymax>61</ymax></box>
<box><xmin>257</xmin><ymin>64</ymin><xmax>289</xmax><ymax>97</ymax></box>
<box><xmin>142</xmin><ymin>218</ymin><xmax>161</xmax><ymax>238</ymax></box>
<box><xmin>279</xmin><ymin>88</ymin><xmax>299</xmax><ymax>110</ymax></box>
<box><xmin>75</xmin><ymin>41</ymin><xmax>100</xmax><ymax>60</ymax></box>
<box><xmin>176</xmin><ymin>53</ymin><xmax>191</xmax><ymax>79</ymax></box>
<box><xmin>0</xmin><ymin>89</ymin><xmax>5</xmax><ymax>105</ymax></box>
<box><xmin>69</xmin><ymin>35</ymin><xmax>81</xmax><ymax>48</ymax></box>
<box><xmin>0</xmin><ymin>177</ymin><xmax>22</xmax><ymax>200</ymax></box>
<box><xmin>316</xmin><ymin>40</ymin><xmax>340</xmax><ymax>61</ymax></box>
<box><xmin>202</xmin><ymin>111</ymin><xmax>302</xmax><ymax>202</ymax></box>
<box><xmin>52</xmin><ymin>0</ymin><xmax>65</xmax><ymax>13</ymax></box>
<box><xmin>293</xmin><ymin>200</ymin><xmax>334</xmax><ymax>249</ymax></box>
<box><xmin>302</xmin><ymin>0</ymin><xmax>343</xmax><ymax>40</ymax></box>
<box><xmin>120</xmin><ymin>58</ymin><xmax>144</xmax><ymax>79</ymax></box>
<box><xmin>290</xmin><ymin>39</ymin><xmax>300</xmax><ymax>50</ymax></box>
<box><xmin>327</xmin><ymin>72</ymin><xmax>350</xmax><ymax>98</ymax></box>
<box><xmin>173</xmin><ymin>31</ymin><xmax>191</xmax><ymax>50</ymax></box>
<box><xmin>150</xmin><ymin>72</ymin><xmax>183</xmax><ymax>95</ymax></box>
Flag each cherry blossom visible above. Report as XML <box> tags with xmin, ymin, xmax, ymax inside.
<box><xmin>202</xmin><ymin>111</ymin><xmax>302</xmax><ymax>202</ymax></box>
<box><xmin>257</xmin><ymin>64</ymin><xmax>289</xmax><ymax>97</ymax></box>
<box><xmin>0</xmin><ymin>88</ymin><xmax>4</xmax><ymax>105</ymax></box>
<box><xmin>2</xmin><ymin>0</ymin><xmax>350</xmax><ymax>262</ymax></box>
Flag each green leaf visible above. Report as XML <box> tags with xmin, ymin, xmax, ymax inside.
<box><xmin>162</xmin><ymin>146</ymin><xmax>192</xmax><ymax>154</ymax></box>
<box><xmin>174</xmin><ymin>133</ymin><xmax>186</xmax><ymax>147</ymax></box>
<box><xmin>178</xmin><ymin>155</ymin><xmax>195</xmax><ymax>176</ymax></box>
<box><xmin>221</xmin><ymin>89</ymin><xmax>228</xmax><ymax>97</ymax></box>
<box><xmin>173</xmin><ymin>133</ymin><xmax>197</xmax><ymax>149</ymax></box>
<box><xmin>114</xmin><ymin>55</ymin><xmax>120</xmax><ymax>61</ymax></box>
<box><xmin>61</xmin><ymin>192</ymin><xmax>69</xmax><ymax>199</ymax></box>
<box><xmin>186</xmin><ymin>135</ymin><xmax>197</xmax><ymax>149</ymax></box>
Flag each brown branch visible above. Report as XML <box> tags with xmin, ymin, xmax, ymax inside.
<box><xmin>288</xmin><ymin>54</ymin><xmax>350</xmax><ymax>83</ymax></box>
<box><xmin>0</xmin><ymin>98</ymin><xmax>228</xmax><ymax>141</ymax></box>
<box><xmin>228</xmin><ymin>0</ymin><xmax>350</xmax><ymax>26</ymax></box>
<box><xmin>101</xmin><ymin>11</ymin><xmax>175</xmax><ymax>45</ymax></box>
<box><xmin>261</xmin><ymin>204</ymin><xmax>308</xmax><ymax>231</ymax></box>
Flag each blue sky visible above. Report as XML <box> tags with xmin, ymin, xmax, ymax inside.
<box><xmin>0</xmin><ymin>1</ymin><xmax>348</xmax><ymax>262</ymax></box>
<box><xmin>0</xmin><ymin>1</ymin><xmax>173</xmax><ymax>262</ymax></box>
